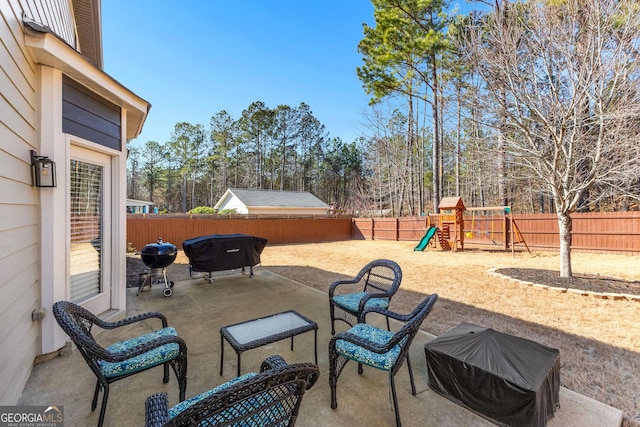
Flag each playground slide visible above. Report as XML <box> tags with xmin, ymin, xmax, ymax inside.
<box><xmin>414</xmin><ymin>226</ymin><xmax>438</xmax><ymax>251</ymax></box>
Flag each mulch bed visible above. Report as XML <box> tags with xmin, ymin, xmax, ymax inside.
<box><xmin>496</xmin><ymin>268</ymin><xmax>640</xmax><ymax>296</ymax></box>
<box><xmin>126</xmin><ymin>255</ymin><xmax>148</xmax><ymax>288</ymax></box>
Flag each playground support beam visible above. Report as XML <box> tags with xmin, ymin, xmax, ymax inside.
<box><xmin>465</xmin><ymin>206</ymin><xmax>511</xmax><ymax>212</ymax></box>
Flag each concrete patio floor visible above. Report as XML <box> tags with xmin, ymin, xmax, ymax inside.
<box><xmin>19</xmin><ymin>269</ymin><xmax>623</xmax><ymax>426</ymax></box>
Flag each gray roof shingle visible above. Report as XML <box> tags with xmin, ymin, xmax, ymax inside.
<box><xmin>228</xmin><ymin>188</ymin><xmax>328</xmax><ymax>208</ymax></box>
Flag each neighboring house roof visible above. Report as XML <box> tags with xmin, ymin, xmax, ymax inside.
<box><xmin>126</xmin><ymin>199</ymin><xmax>154</xmax><ymax>207</ymax></box>
<box><xmin>214</xmin><ymin>188</ymin><xmax>329</xmax><ymax>210</ymax></box>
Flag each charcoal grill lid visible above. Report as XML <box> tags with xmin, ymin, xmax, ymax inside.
<box><xmin>142</xmin><ymin>237</ymin><xmax>176</xmax><ymax>255</ymax></box>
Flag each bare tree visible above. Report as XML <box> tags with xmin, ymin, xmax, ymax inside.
<box><xmin>126</xmin><ymin>145</ymin><xmax>141</xmax><ymax>200</ymax></box>
<box><xmin>465</xmin><ymin>0</ymin><xmax>640</xmax><ymax>276</ymax></box>
<box><xmin>239</xmin><ymin>102</ymin><xmax>274</xmax><ymax>190</ymax></box>
<box><xmin>169</xmin><ymin>122</ymin><xmax>207</xmax><ymax>212</ymax></box>
<box><xmin>141</xmin><ymin>141</ymin><xmax>163</xmax><ymax>204</ymax></box>
<box><xmin>210</xmin><ymin>111</ymin><xmax>237</xmax><ymax>193</ymax></box>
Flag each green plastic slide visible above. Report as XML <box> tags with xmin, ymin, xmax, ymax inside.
<box><xmin>414</xmin><ymin>226</ymin><xmax>438</xmax><ymax>251</ymax></box>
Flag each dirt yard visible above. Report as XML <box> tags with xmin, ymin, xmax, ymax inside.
<box><xmin>134</xmin><ymin>240</ymin><xmax>640</xmax><ymax>426</ymax></box>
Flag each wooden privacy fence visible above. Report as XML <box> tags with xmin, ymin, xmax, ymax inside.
<box><xmin>351</xmin><ymin>217</ymin><xmax>427</xmax><ymax>242</ymax></box>
<box><xmin>126</xmin><ymin>214</ymin><xmax>353</xmax><ymax>251</ymax></box>
<box><xmin>127</xmin><ymin>211</ymin><xmax>640</xmax><ymax>255</ymax></box>
<box><xmin>510</xmin><ymin>212</ymin><xmax>640</xmax><ymax>254</ymax></box>
<box><xmin>352</xmin><ymin>211</ymin><xmax>640</xmax><ymax>255</ymax></box>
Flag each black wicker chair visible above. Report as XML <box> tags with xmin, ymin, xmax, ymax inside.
<box><xmin>144</xmin><ymin>355</ymin><xmax>319</xmax><ymax>427</ymax></box>
<box><xmin>329</xmin><ymin>294</ymin><xmax>438</xmax><ymax>427</ymax></box>
<box><xmin>52</xmin><ymin>301</ymin><xmax>188</xmax><ymax>427</ymax></box>
<box><xmin>329</xmin><ymin>259</ymin><xmax>403</xmax><ymax>335</ymax></box>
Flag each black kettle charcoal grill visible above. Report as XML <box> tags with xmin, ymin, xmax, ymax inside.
<box><xmin>137</xmin><ymin>237</ymin><xmax>177</xmax><ymax>297</ymax></box>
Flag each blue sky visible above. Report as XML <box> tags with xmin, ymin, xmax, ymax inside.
<box><xmin>102</xmin><ymin>1</ymin><xmax>378</xmax><ymax>148</ymax></box>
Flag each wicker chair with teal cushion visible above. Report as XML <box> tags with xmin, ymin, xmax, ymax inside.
<box><xmin>144</xmin><ymin>355</ymin><xmax>319</xmax><ymax>427</ymax></box>
<box><xmin>329</xmin><ymin>294</ymin><xmax>438</xmax><ymax>427</ymax></box>
<box><xmin>52</xmin><ymin>301</ymin><xmax>188</xmax><ymax>427</ymax></box>
<box><xmin>329</xmin><ymin>259</ymin><xmax>402</xmax><ymax>335</ymax></box>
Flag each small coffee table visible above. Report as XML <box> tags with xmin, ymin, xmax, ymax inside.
<box><xmin>220</xmin><ymin>310</ymin><xmax>318</xmax><ymax>376</ymax></box>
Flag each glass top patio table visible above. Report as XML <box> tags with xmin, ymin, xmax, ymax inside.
<box><xmin>220</xmin><ymin>310</ymin><xmax>318</xmax><ymax>376</ymax></box>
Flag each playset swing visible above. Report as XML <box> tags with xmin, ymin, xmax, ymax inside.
<box><xmin>466</xmin><ymin>208</ymin><xmax>504</xmax><ymax>245</ymax></box>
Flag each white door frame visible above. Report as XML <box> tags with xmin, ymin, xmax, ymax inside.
<box><xmin>69</xmin><ymin>144</ymin><xmax>112</xmax><ymax>315</ymax></box>
<box><xmin>38</xmin><ymin>67</ymin><xmax>130</xmax><ymax>355</ymax></box>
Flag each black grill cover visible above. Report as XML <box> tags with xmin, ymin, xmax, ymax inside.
<box><xmin>425</xmin><ymin>323</ymin><xmax>560</xmax><ymax>427</ymax></box>
<box><xmin>182</xmin><ymin>234</ymin><xmax>267</xmax><ymax>273</ymax></box>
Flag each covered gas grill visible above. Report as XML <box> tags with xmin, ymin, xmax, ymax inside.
<box><xmin>137</xmin><ymin>237</ymin><xmax>177</xmax><ymax>297</ymax></box>
<box><xmin>182</xmin><ymin>234</ymin><xmax>267</xmax><ymax>283</ymax></box>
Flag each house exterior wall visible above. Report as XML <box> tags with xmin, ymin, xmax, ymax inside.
<box><xmin>0</xmin><ymin>0</ymin><xmax>147</xmax><ymax>405</ymax></box>
<box><xmin>217</xmin><ymin>195</ymin><xmax>248</xmax><ymax>214</ymax></box>
<box><xmin>20</xmin><ymin>0</ymin><xmax>75</xmax><ymax>46</ymax></box>
<box><xmin>0</xmin><ymin>0</ymin><xmax>64</xmax><ymax>405</ymax></box>
<box><xmin>62</xmin><ymin>75</ymin><xmax>122</xmax><ymax>150</ymax></box>
<box><xmin>127</xmin><ymin>199</ymin><xmax>155</xmax><ymax>214</ymax></box>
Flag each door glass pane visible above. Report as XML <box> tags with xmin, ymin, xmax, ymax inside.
<box><xmin>70</xmin><ymin>160</ymin><xmax>103</xmax><ymax>302</ymax></box>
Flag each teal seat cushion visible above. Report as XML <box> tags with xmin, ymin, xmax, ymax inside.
<box><xmin>332</xmin><ymin>292</ymin><xmax>389</xmax><ymax>313</ymax></box>
<box><xmin>335</xmin><ymin>323</ymin><xmax>401</xmax><ymax>371</ymax></box>
<box><xmin>170</xmin><ymin>373</ymin><xmax>289</xmax><ymax>424</ymax></box>
<box><xmin>170</xmin><ymin>372</ymin><xmax>257</xmax><ymax>418</ymax></box>
<box><xmin>99</xmin><ymin>327</ymin><xmax>179</xmax><ymax>378</ymax></box>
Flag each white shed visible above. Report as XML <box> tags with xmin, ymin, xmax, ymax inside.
<box><xmin>214</xmin><ymin>188</ymin><xmax>329</xmax><ymax>215</ymax></box>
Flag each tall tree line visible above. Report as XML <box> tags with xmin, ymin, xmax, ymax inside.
<box><xmin>352</xmin><ymin>0</ymin><xmax>640</xmax><ymax>214</ymax></box>
<box><xmin>127</xmin><ymin>102</ymin><xmax>363</xmax><ymax>213</ymax></box>
<box><xmin>128</xmin><ymin>0</ymin><xmax>640</xmax><ymax>226</ymax></box>
<box><xmin>353</xmin><ymin>0</ymin><xmax>640</xmax><ymax>277</ymax></box>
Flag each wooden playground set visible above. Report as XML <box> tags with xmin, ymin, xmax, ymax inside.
<box><xmin>414</xmin><ymin>197</ymin><xmax>530</xmax><ymax>254</ymax></box>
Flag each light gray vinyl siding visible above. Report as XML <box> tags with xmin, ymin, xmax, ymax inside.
<box><xmin>21</xmin><ymin>0</ymin><xmax>75</xmax><ymax>47</ymax></box>
<box><xmin>0</xmin><ymin>0</ymin><xmax>57</xmax><ymax>406</ymax></box>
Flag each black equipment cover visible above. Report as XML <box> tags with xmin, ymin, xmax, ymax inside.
<box><xmin>182</xmin><ymin>234</ymin><xmax>267</xmax><ymax>273</ymax></box>
<box><xmin>425</xmin><ymin>323</ymin><xmax>560</xmax><ymax>427</ymax></box>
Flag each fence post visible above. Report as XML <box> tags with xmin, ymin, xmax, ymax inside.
<box><xmin>504</xmin><ymin>215</ymin><xmax>509</xmax><ymax>251</ymax></box>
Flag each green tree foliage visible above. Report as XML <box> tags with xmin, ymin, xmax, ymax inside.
<box><xmin>358</xmin><ymin>0</ymin><xmax>450</xmax><ymax>214</ymax></box>
<box><xmin>141</xmin><ymin>141</ymin><xmax>163</xmax><ymax>205</ymax></box>
<box><xmin>238</xmin><ymin>101</ymin><xmax>274</xmax><ymax>189</ymax></box>
<box><xmin>189</xmin><ymin>206</ymin><xmax>216</xmax><ymax>214</ymax></box>
<box><xmin>127</xmin><ymin>102</ymin><xmax>353</xmax><ymax>213</ymax></box>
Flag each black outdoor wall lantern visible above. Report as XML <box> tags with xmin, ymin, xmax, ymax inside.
<box><xmin>31</xmin><ymin>150</ymin><xmax>56</xmax><ymax>187</ymax></box>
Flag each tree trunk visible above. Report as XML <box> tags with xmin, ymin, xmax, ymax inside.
<box><xmin>432</xmin><ymin>55</ymin><xmax>440</xmax><ymax>214</ymax></box>
<box><xmin>404</xmin><ymin>94</ymin><xmax>414</xmax><ymax>216</ymax></box>
<box><xmin>498</xmin><ymin>92</ymin><xmax>508</xmax><ymax>206</ymax></box>
<box><xmin>181</xmin><ymin>174</ymin><xmax>187</xmax><ymax>213</ymax></box>
<box><xmin>455</xmin><ymin>84</ymin><xmax>461</xmax><ymax>196</ymax></box>
<box><xmin>557</xmin><ymin>211</ymin><xmax>572</xmax><ymax>277</ymax></box>
<box><xmin>149</xmin><ymin>178</ymin><xmax>155</xmax><ymax>205</ymax></box>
